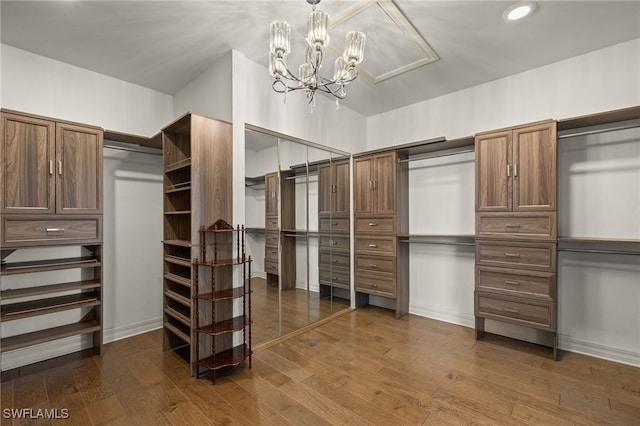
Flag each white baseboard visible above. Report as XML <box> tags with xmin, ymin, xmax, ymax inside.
<box><xmin>252</xmin><ymin>271</ymin><xmax>266</xmax><ymax>279</ymax></box>
<box><xmin>410</xmin><ymin>304</ymin><xmax>475</xmax><ymax>328</ymax></box>
<box><xmin>103</xmin><ymin>317</ymin><xmax>163</xmax><ymax>344</ymax></box>
<box><xmin>559</xmin><ymin>335</ymin><xmax>640</xmax><ymax>368</ymax></box>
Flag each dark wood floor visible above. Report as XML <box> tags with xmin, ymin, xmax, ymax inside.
<box><xmin>2</xmin><ymin>307</ymin><xmax>639</xmax><ymax>425</ymax></box>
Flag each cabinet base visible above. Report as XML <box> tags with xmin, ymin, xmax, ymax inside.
<box><xmin>474</xmin><ymin>316</ymin><xmax>558</xmax><ymax>360</ymax></box>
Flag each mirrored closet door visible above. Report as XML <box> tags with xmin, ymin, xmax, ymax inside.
<box><xmin>244</xmin><ymin>126</ymin><xmax>351</xmax><ymax>346</ymax></box>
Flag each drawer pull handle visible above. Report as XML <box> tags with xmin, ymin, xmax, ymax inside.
<box><xmin>368</xmin><ymin>223</ymin><xmax>378</xmax><ymax>227</ymax></box>
<box><xmin>331</xmin><ymin>222</ymin><xmax>339</xmax><ymax>226</ymax></box>
<box><xmin>504</xmin><ymin>280</ymin><xmax>520</xmax><ymax>286</ymax></box>
<box><xmin>332</xmin><ymin>259</ymin><xmax>339</xmax><ymax>263</ymax></box>
<box><xmin>368</xmin><ymin>244</ymin><xmax>378</xmax><ymax>248</ymax></box>
<box><xmin>368</xmin><ymin>264</ymin><xmax>378</xmax><ymax>268</ymax></box>
<box><xmin>504</xmin><ymin>253</ymin><xmax>521</xmax><ymax>258</ymax></box>
<box><xmin>503</xmin><ymin>308</ymin><xmax>519</xmax><ymax>314</ymax></box>
<box><xmin>58</xmin><ymin>161</ymin><xmax>63</xmax><ymax>175</ymax></box>
<box><xmin>330</xmin><ymin>240</ymin><xmax>337</xmax><ymax>246</ymax></box>
<box><xmin>46</xmin><ymin>228</ymin><xmax>64</xmax><ymax>233</ymax></box>
<box><xmin>504</xmin><ymin>224</ymin><xmax>520</xmax><ymax>228</ymax></box>
<box><xmin>49</xmin><ymin>160</ymin><xmax>54</xmax><ymax>175</ymax></box>
<box><xmin>333</xmin><ymin>277</ymin><xmax>338</xmax><ymax>281</ymax></box>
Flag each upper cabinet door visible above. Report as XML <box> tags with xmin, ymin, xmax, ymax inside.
<box><xmin>265</xmin><ymin>172</ymin><xmax>278</xmax><ymax>217</ymax></box>
<box><xmin>55</xmin><ymin>123</ymin><xmax>103</xmax><ymax>214</ymax></box>
<box><xmin>1</xmin><ymin>113</ymin><xmax>56</xmax><ymax>214</ymax></box>
<box><xmin>476</xmin><ymin>130</ymin><xmax>512</xmax><ymax>212</ymax></box>
<box><xmin>334</xmin><ymin>160</ymin><xmax>350</xmax><ymax>215</ymax></box>
<box><xmin>354</xmin><ymin>157</ymin><xmax>373</xmax><ymax>214</ymax></box>
<box><xmin>372</xmin><ymin>152</ymin><xmax>396</xmax><ymax>215</ymax></box>
<box><xmin>317</xmin><ymin>163</ymin><xmax>333</xmax><ymax>216</ymax></box>
<box><xmin>512</xmin><ymin>122</ymin><xmax>556</xmax><ymax>211</ymax></box>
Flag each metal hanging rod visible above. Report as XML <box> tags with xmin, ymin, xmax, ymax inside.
<box><xmin>399</xmin><ymin>148</ymin><xmax>475</xmax><ymax>163</ymax></box>
<box><xmin>558</xmin><ymin>122</ymin><xmax>640</xmax><ymax>139</ymax></box>
<box><xmin>558</xmin><ymin>248</ymin><xmax>640</xmax><ymax>256</ymax></box>
<box><xmin>104</xmin><ymin>141</ymin><xmax>162</xmax><ymax>156</ymax></box>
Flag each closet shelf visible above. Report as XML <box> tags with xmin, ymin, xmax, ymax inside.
<box><xmin>164</xmin><ymin>255</ymin><xmax>192</xmax><ymax>267</ymax></box>
<box><xmin>164</xmin><ymin>273</ymin><xmax>191</xmax><ymax>288</ymax></box>
<box><xmin>399</xmin><ymin>234</ymin><xmax>475</xmax><ymax>246</ymax></box>
<box><xmin>164</xmin><ymin>322</ymin><xmax>190</xmax><ymax>344</ymax></box>
<box><xmin>1</xmin><ymin>293</ymin><xmax>100</xmax><ymax>321</ymax></box>
<box><xmin>195</xmin><ymin>287</ymin><xmax>250</xmax><ymax>301</ymax></box>
<box><xmin>1</xmin><ymin>256</ymin><xmax>100</xmax><ymax>275</ymax></box>
<box><xmin>558</xmin><ymin>237</ymin><xmax>640</xmax><ymax>255</ymax></box>
<box><xmin>193</xmin><ymin>343</ymin><xmax>251</xmax><ymax>371</ymax></box>
<box><xmin>164</xmin><ymin>290</ymin><xmax>191</xmax><ymax>307</ymax></box>
<box><xmin>557</xmin><ymin>237</ymin><xmax>640</xmax><ymax>244</ymax></box>
<box><xmin>164</xmin><ymin>306</ymin><xmax>191</xmax><ymax>327</ymax></box>
<box><xmin>1</xmin><ymin>280</ymin><xmax>101</xmax><ymax>300</ymax></box>
<box><xmin>0</xmin><ymin>320</ymin><xmax>101</xmax><ymax>353</ymax></box>
<box><xmin>164</xmin><ymin>158</ymin><xmax>191</xmax><ymax>173</ymax></box>
<box><xmin>165</xmin><ymin>182</ymin><xmax>191</xmax><ymax>193</ymax></box>
<box><xmin>194</xmin><ymin>315</ymin><xmax>251</xmax><ymax>336</ymax></box>
<box><xmin>164</xmin><ymin>210</ymin><xmax>192</xmax><ymax>215</ymax></box>
<box><xmin>163</xmin><ymin>240</ymin><xmax>192</xmax><ymax>248</ymax></box>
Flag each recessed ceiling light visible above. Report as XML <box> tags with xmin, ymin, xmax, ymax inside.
<box><xmin>503</xmin><ymin>1</ymin><xmax>537</xmax><ymax>21</ymax></box>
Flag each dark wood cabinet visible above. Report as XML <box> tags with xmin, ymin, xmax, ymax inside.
<box><xmin>0</xmin><ymin>110</ymin><xmax>104</xmax><ymax>365</ymax></box>
<box><xmin>318</xmin><ymin>160</ymin><xmax>351</xmax><ymax>297</ymax></box>
<box><xmin>353</xmin><ymin>150</ymin><xmax>409</xmax><ymax>318</ymax></box>
<box><xmin>476</xmin><ymin>121</ymin><xmax>556</xmax><ymax>212</ymax></box>
<box><xmin>474</xmin><ymin>120</ymin><xmax>558</xmax><ymax>359</ymax></box>
<box><xmin>161</xmin><ymin>112</ymin><xmax>233</xmax><ymax>374</ymax></box>
<box><xmin>1</xmin><ymin>111</ymin><xmax>102</xmax><ymax>216</ymax></box>
<box><xmin>354</xmin><ymin>153</ymin><xmax>396</xmax><ymax>215</ymax></box>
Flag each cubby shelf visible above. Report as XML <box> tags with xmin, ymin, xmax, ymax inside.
<box><xmin>164</xmin><ymin>158</ymin><xmax>191</xmax><ymax>173</ymax></box>
<box><xmin>0</xmin><ymin>321</ymin><xmax>101</xmax><ymax>353</ymax></box>
<box><xmin>1</xmin><ymin>280</ymin><xmax>101</xmax><ymax>300</ymax></box>
<box><xmin>1</xmin><ymin>256</ymin><xmax>100</xmax><ymax>275</ymax></box>
<box><xmin>1</xmin><ymin>293</ymin><xmax>100</xmax><ymax>321</ymax></box>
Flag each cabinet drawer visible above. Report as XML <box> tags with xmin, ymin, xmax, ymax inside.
<box><xmin>355</xmin><ymin>216</ymin><xmax>395</xmax><ymax>234</ymax></box>
<box><xmin>319</xmin><ymin>217</ymin><xmax>349</xmax><ymax>233</ymax></box>
<box><xmin>475</xmin><ymin>292</ymin><xmax>555</xmax><ymax>331</ymax></box>
<box><xmin>2</xmin><ymin>216</ymin><xmax>102</xmax><ymax>247</ymax></box>
<box><xmin>476</xmin><ymin>213</ymin><xmax>556</xmax><ymax>240</ymax></box>
<box><xmin>319</xmin><ymin>267</ymin><xmax>350</xmax><ymax>289</ymax></box>
<box><xmin>476</xmin><ymin>266</ymin><xmax>555</xmax><ymax>301</ymax></box>
<box><xmin>355</xmin><ymin>254</ymin><xmax>395</xmax><ymax>275</ymax></box>
<box><xmin>355</xmin><ymin>273</ymin><xmax>395</xmax><ymax>298</ymax></box>
<box><xmin>265</xmin><ymin>216</ymin><xmax>279</xmax><ymax>230</ymax></box>
<box><xmin>265</xmin><ymin>247</ymin><xmax>279</xmax><ymax>262</ymax></box>
<box><xmin>319</xmin><ymin>251</ymin><xmax>350</xmax><ymax>269</ymax></box>
<box><xmin>319</xmin><ymin>235</ymin><xmax>350</xmax><ymax>251</ymax></box>
<box><xmin>265</xmin><ymin>231</ymin><xmax>279</xmax><ymax>247</ymax></box>
<box><xmin>355</xmin><ymin>236</ymin><xmax>396</xmax><ymax>256</ymax></box>
<box><xmin>476</xmin><ymin>240</ymin><xmax>556</xmax><ymax>271</ymax></box>
<box><xmin>265</xmin><ymin>259</ymin><xmax>278</xmax><ymax>275</ymax></box>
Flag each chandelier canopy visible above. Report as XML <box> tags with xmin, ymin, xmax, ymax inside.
<box><xmin>269</xmin><ymin>0</ymin><xmax>366</xmax><ymax>108</ymax></box>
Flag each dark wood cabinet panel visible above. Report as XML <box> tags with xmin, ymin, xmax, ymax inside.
<box><xmin>372</xmin><ymin>152</ymin><xmax>396</xmax><ymax>215</ymax></box>
<box><xmin>476</xmin><ymin>130</ymin><xmax>511</xmax><ymax>212</ymax></box>
<box><xmin>317</xmin><ymin>163</ymin><xmax>332</xmax><ymax>216</ymax></box>
<box><xmin>1</xmin><ymin>112</ymin><xmax>55</xmax><ymax>214</ymax></box>
<box><xmin>56</xmin><ymin>122</ymin><xmax>103</xmax><ymax>214</ymax></box>
<box><xmin>354</xmin><ymin>157</ymin><xmax>372</xmax><ymax>214</ymax></box>
<box><xmin>265</xmin><ymin>173</ymin><xmax>278</xmax><ymax>217</ymax></box>
<box><xmin>512</xmin><ymin>123</ymin><xmax>557</xmax><ymax>211</ymax></box>
<box><xmin>334</xmin><ymin>161</ymin><xmax>350</xmax><ymax>215</ymax></box>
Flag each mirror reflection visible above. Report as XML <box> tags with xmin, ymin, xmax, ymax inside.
<box><xmin>244</xmin><ymin>127</ymin><xmax>351</xmax><ymax>346</ymax></box>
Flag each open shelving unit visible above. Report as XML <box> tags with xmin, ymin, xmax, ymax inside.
<box><xmin>192</xmin><ymin>220</ymin><xmax>252</xmax><ymax>384</ymax></box>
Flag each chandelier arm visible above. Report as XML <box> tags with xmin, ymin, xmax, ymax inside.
<box><xmin>318</xmin><ymin>83</ymin><xmax>347</xmax><ymax>99</ymax></box>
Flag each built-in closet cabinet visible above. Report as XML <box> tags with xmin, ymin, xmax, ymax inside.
<box><xmin>354</xmin><ymin>150</ymin><xmax>409</xmax><ymax>318</ymax></box>
<box><xmin>1</xmin><ymin>112</ymin><xmax>102</xmax><ymax>215</ymax></box>
<box><xmin>0</xmin><ymin>109</ymin><xmax>104</xmax><ymax>362</ymax></box>
<box><xmin>474</xmin><ymin>120</ymin><xmax>558</xmax><ymax>359</ymax></box>
<box><xmin>318</xmin><ymin>160</ymin><xmax>350</xmax><ymax>296</ymax></box>
<box><xmin>161</xmin><ymin>112</ymin><xmax>233</xmax><ymax>375</ymax></box>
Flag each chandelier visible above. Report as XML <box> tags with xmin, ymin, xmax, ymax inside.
<box><xmin>269</xmin><ymin>0</ymin><xmax>366</xmax><ymax>107</ymax></box>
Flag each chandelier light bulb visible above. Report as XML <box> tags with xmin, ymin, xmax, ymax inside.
<box><xmin>270</xmin><ymin>20</ymin><xmax>290</xmax><ymax>57</ymax></box>
<box><xmin>307</xmin><ymin>9</ymin><xmax>329</xmax><ymax>48</ymax></box>
<box><xmin>333</xmin><ymin>57</ymin><xmax>349</xmax><ymax>83</ymax></box>
<box><xmin>344</xmin><ymin>31</ymin><xmax>366</xmax><ymax>65</ymax></box>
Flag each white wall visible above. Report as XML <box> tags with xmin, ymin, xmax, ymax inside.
<box><xmin>368</xmin><ymin>38</ymin><xmax>640</xmax><ymax>148</ymax></box>
<box><xmin>173</xmin><ymin>52</ymin><xmax>233</xmax><ymax>122</ymax></box>
<box><xmin>367</xmin><ymin>39</ymin><xmax>640</xmax><ymax>366</ymax></box>
<box><xmin>1</xmin><ymin>44</ymin><xmax>173</xmax><ymax>135</ymax></box>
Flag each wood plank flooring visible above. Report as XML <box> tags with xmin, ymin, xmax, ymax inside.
<box><xmin>2</xmin><ymin>307</ymin><xmax>639</xmax><ymax>425</ymax></box>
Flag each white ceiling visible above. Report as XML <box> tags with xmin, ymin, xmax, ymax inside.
<box><xmin>1</xmin><ymin>1</ymin><xmax>639</xmax><ymax>117</ymax></box>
